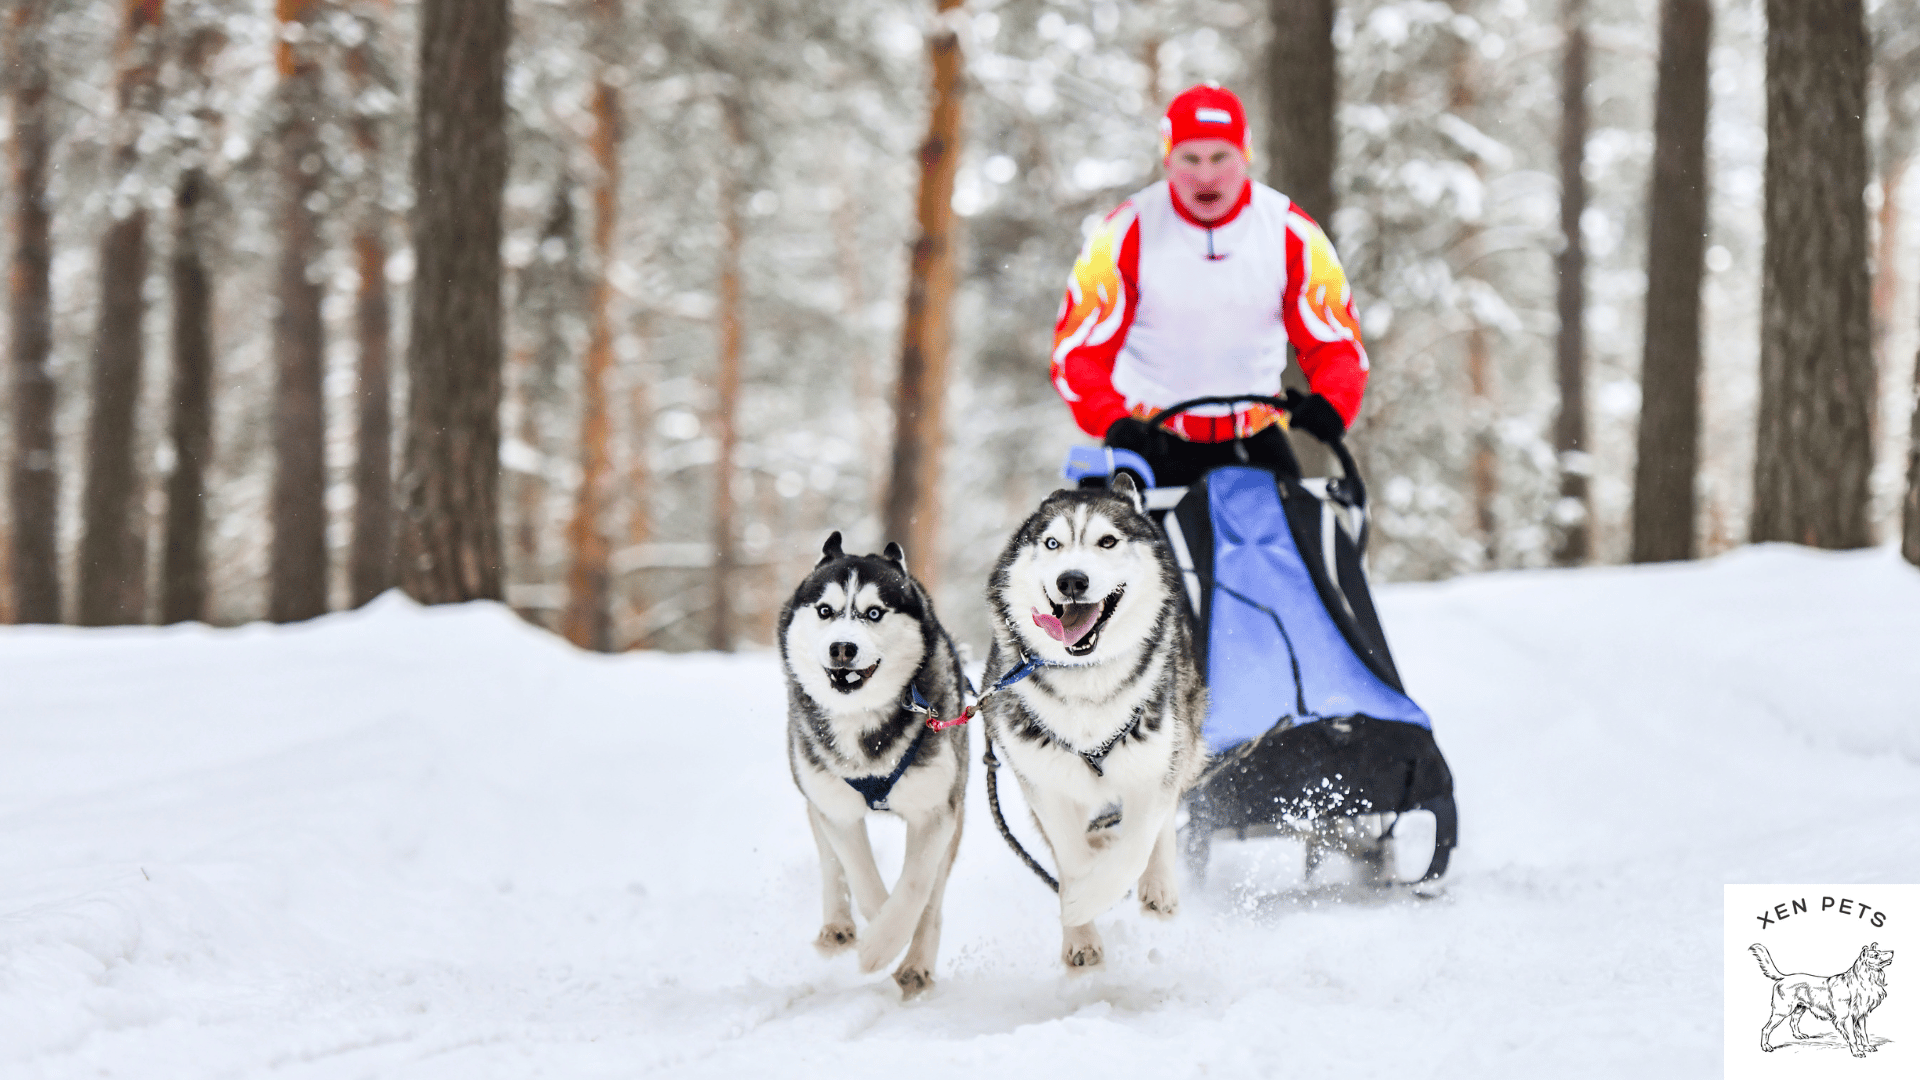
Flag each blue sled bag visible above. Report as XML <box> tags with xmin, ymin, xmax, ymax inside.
<box><xmin>1166</xmin><ymin>465</ymin><xmax>1456</xmax><ymax>879</ymax></box>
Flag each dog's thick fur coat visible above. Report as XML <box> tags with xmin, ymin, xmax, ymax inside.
<box><xmin>980</xmin><ymin>475</ymin><xmax>1206</xmax><ymax>971</ymax></box>
<box><xmin>1751</xmin><ymin>942</ymin><xmax>1895</xmax><ymax>1056</ymax></box>
<box><xmin>781</xmin><ymin>534</ymin><xmax>967</xmax><ymax>998</ymax></box>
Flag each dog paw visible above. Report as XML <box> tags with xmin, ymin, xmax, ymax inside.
<box><xmin>1061</xmin><ymin>923</ymin><xmax>1105</xmax><ymax>973</ymax></box>
<box><xmin>893</xmin><ymin>966</ymin><xmax>934</xmax><ymax>999</ymax></box>
<box><xmin>814</xmin><ymin>922</ymin><xmax>857</xmax><ymax>955</ymax></box>
<box><xmin>1139</xmin><ymin>882</ymin><xmax>1179</xmax><ymax>919</ymax></box>
<box><xmin>1062</xmin><ymin>941</ymin><xmax>1105</xmax><ymax>972</ymax></box>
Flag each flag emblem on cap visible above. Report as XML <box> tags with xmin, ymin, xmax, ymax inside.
<box><xmin>1195</xmin><ymin>107</ymin><xmax>1233</xmax><ymax>124</ymax></box>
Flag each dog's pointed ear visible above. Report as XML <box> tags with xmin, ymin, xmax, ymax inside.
<box><xmin>883</xmin><ymin>541</ymin><xmax>908</xmax><ymax>572</ymax></box>
<box><xmin>817</xmin><ymin>531</ymin><xmax>844</xmax><ymax>566</ymax></box>
<box><xmin>1109</xmin><ymin>470</ymin><xmax>1145</xmax><ymax>514</ymax></box>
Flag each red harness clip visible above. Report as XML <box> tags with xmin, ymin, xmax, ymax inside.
<box><xmin>924</xmin><ymin>704</ymin><xmax>976</xmax><ymax>731</ymax></box>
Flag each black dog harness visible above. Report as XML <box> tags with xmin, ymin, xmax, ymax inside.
<box><xmin>989</xmin><ymin>632</ymin><xmax>1150</xmax><ymax>777</ymax></box>
<box><xmin>1020</xmin><ymin>703</ymin><xmax>1146</xmax><ymax>777</ymax></box>
<box><xmin>842</xmin><ymin>720</ymin><xmax>926</xmax><ymax>811</ymax></box>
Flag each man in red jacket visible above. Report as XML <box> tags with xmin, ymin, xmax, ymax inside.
<box><xmin>1050</xmin><ymin>84</ymin><xmax>1369</xmax><ymax>486</ymax></box>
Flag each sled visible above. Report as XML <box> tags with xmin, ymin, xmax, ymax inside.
<box><xmin>1063</xmin><ymin>395</ymin><xmax>1457</xmax><ymax>887</ymax></box>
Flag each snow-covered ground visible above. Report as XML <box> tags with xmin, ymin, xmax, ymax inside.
<box><xmin>3</xmin><ymin>544</ymin><xmax>1916</xmax><ymax>1078</ymax></box>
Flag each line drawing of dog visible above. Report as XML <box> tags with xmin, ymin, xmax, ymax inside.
<box><xmin>1750</xmin><ymin>942</ymin><xmax>1895</xmax><ymax>1057</ymax></box>
<box><xmin>780</xmin><ymin>532</ymin><xmax>968</xmax><ymax>998</ymax></box>
<box><xmin>980</xmin><ymin>474</ymin><xmax>1207</xmax><ymax>972</ymax></box>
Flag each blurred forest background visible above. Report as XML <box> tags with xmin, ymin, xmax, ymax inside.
<box><xmin>3</xmin><ymin>0</ymin><xmax>1918</xmax><ymax>652</ymax></box>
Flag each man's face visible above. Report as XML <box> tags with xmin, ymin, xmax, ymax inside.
<box><xmin>1166</xmin><ymin>138</ymin><xmax>1248</xmax><ymax>223</ymax></box>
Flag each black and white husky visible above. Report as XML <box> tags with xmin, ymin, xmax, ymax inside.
<box><xmin>780</xmin><ymin>532</ymin><xmax>968</xmax><ymax>998</ymax></box>
<box><xmin>980</xmin><ymin>474</ymin><xmax>1207</xmax><ymax>971</ymax></box>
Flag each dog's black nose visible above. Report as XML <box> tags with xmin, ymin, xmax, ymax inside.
<box><xmin>1056</xmin><ymin>570</ymin><xmax>1090</xmax><ymax>601</ymax></box>
<box><xmin>828</xmin><ymin>641</ymin><xmax>859</xmax><ymax>667</ymax></box>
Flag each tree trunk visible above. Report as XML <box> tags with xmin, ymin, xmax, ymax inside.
<box><xmin>348</xmin><ymin>230</ymin><xmax>393</xmax><ymax>608</ymax></box>
<box><xmin>158</xmin><ymin>26</ymin><xmax>225</xmax><ymax>625</ymax></box>
<box><xmin>1631</xmin><ymin>0</ymin><xmax>1712</xmax><ymax>563</ymax></box>
<box><xmin>268</xmin><ymin>0</ymin><xmax>330</xmax><ymax>622</ymax></box>
<box><xmin>562</xmin><ymin>73</ymin><xmax>620</xmax><ymax>653</ymax></box>
<box><xmin>882</xmin><ymin>0</ymin><xmax>965</xmax><ymax>589</ymax></box>
<box><xmin>1752</xmin><ymin>0</ymin><xmax>1876</xmax><ymax>548</ymax></box>
<box><xmin>1902</xmin><ymin>368</ymin><xmax>1920</xmax><ymax>564</ymax></box>
<box><xmin>75</xmin><ymin>209</ymin><xmax>152</xmax><ymax>625</ymax></box>
<box><xmin>6</xmin><ymin>0</ymin><xmax>60</xmax><ymax>625</ymax></box>
<box><xmin>399</xmin><ymin>0</ymin><xmax>509</xmax><ymax>604</ymax></box>
<box><xmin>1265</xmin><ymin>0</ymin><xmax>1337</xmax><ymax>226</ymax></box>
<box><xmin>1553</xmin><ymin>0</ymin><xmax>1592</xmax><ymax>566</ymax></box>
<box><xmin>711</xmin><ymin>99</ymin><xmax>746</xmax><ymax>652</ymax></box>
<box><xmin>347</xmin><ymin>2</ymin><xmax>394</xmax><ymax>608</ymax></box>
<box><xmin>1466</xmin><ymin>322</ymin><xmax>1496</xmax><ymax>564</ymax></box>
<box><xmin>78</xmin><ymin>0</ymin><xmax>167</xmax><ymax>627</ymax></box>
<box><xmin>161</xmin><ymin>170</ymin><xmax>214</xmax><ymax>623</ymax></box>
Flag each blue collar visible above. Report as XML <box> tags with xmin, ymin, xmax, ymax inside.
<box><xmin>903</xmin><ymin>647</ymin><xmax>1052</xmax><ymax>721</ymax></box>
<box><xmin>988</xmin><ymin>652</ymin><xmax>1052</xmax><ymax>692</ymax></box>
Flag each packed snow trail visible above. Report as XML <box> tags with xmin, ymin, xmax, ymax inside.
<box><xmin>2</xmin><ymin>545</ymin><xmax>1916</xmax><ymax>1078</ymax></box>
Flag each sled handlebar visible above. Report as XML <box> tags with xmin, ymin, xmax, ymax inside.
<box><xmin>1148</xmin><ymin>394</ymin><xmax>1367</xmax><ymax>508</ymax></box>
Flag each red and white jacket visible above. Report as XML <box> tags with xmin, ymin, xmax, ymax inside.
<box><xmin>1049</xmin><ymin>180</ymin><xmax>1369</xmax><ymax>442</ymax></box>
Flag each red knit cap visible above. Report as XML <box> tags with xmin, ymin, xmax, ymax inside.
<box><xmin>1159</xmin><ymin>84</ymin><xmax>1251</xmax><ymax>160</ymax></box>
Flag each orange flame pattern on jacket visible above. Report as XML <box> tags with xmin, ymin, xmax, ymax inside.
<box><xmin>1051</xmin><ymin>209</ymin><xmax>1132</xmax><ymax>377</ymax></box>
<box><xmin>1294</xmin><ymin>218</ymin><xmax>1364</xmax><ymax>350</ymax></box>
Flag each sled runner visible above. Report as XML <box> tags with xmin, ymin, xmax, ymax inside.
<box><xmin>1063</xmin><ymin>395</ymin><xmax>1457</xmax><ymax>886</ymax></box>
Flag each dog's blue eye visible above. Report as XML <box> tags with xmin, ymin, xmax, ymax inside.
<box><xmin>866</xmin><ymin>607</ymin><xmax>884</xmax><ymax>621</ymax></box>
<box><xmin>816</xmin><ymin>604</ymin><xmax>834</xmax><ymax>619</ymax></box>
<box><xmin>1098</xmin><ymin>536</ymin><xmax>1118</xmax><ymax>549</ymax></box>
<box><xmin>1045</xmin><ymin>538</ymin><xmax>1060</xmax><ymax>550</ymax></box>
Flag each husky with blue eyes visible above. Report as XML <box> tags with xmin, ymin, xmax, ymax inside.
<box><xmin>779</xmin><ymin>531</ymin><xmax>967</xmax><ymax>999</ymax></box>
<box><xmin>981</xmin><ymin>473</ymin><xmax>1207</xmax><ymax>972</ymax></box>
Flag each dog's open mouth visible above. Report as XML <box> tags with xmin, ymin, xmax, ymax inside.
<box><xmin>1031</xmin><ymin>587</ymin><xmax>1124</xmax><ymax>657</ymax></box>
<box><xmin>825</xmin><ymin>662</ymin><xmax>879</xmax><ymax>694</ymax></box>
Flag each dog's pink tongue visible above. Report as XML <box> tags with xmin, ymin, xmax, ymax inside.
<box><xmin>1033</xmin><ymin>605</ymin><xmax>1103</xmax><ymax>646</ymax></box>
<box><xmin>1057</xmin><ymin>604</ymin><xmax>1102</xmax><ymax>645</ymax></box>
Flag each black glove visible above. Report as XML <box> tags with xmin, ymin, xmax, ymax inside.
<box><xmin>1285</xmin><ymin>388</ymin><xmax>1346</xmax><ymax>445</ymax></box>
<box><xmin>1103</xmin><ymin>416</ymin><xmax>1160</xmax><ymax>454</ymax></box>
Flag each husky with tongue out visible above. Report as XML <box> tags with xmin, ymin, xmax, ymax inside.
<box><xmin>779</xmin><ymin>532</ymin><xmax>968</xmax><ymax>998</ymax></box>
<box><xmin>981</xmin><ymin>473</ymin><xmax>1207</xmax><ymax>971</ymax></box>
